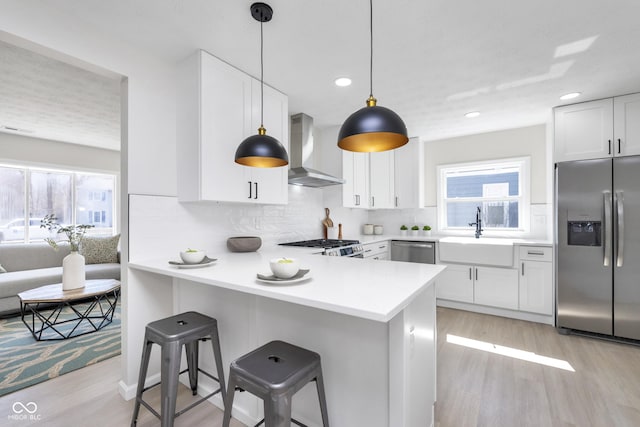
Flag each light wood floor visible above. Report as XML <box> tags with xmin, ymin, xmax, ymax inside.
<box><xmin>2</xmin><ymin>308</ymin><xmax>639</xmax><ymax>426</ymax></box>
<box><xmin>435</xmin><ymin>307</ymin><xmax>640</xmax><ymax>427</ymax></box>
<box><xmin>0</xmin><ymin>355</ymin><xmax>244</xmax><ymax>427</ymax></box>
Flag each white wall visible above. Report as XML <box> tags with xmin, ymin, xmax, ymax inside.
<box><xmin>421</xmin><ymin>124</ymin><xmax>552</xmax><ymax>239</ymax></box>
<box><xmin>0</xmin><ymin>132</ymin><xmax>119</xmax><ymax>173</ymax></box>
<box><xmin>424</xmin><ymin>124</ymin><xmax>548</xmax><ymax>205</ymax></box>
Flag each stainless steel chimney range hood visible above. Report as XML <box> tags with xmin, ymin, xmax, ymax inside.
<box><xmin>288</xmin><ymin>113</ymin><xmax>345</xmax><ymax>188</ymax></box>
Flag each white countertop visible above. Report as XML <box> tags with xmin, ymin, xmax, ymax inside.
<box><xmin>356</xmin><ymin>234</ymin><xmax>553</xmax><ymax>246</ymax></box>
<box><xmin>129</xmin><ymin>249</ymin><xmax>445</xmax><ymax>323</ymax></box>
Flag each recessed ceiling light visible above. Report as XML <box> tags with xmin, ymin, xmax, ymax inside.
<box><xmin>560</xmin><ymin>92</ymin><xmax>581</xmax><ymax>100</ymax></box>
<box><xmin>334</xmin><ymin>77</ymin><xmax>352</xmax><ymax>87</ymax></box>
<box><xmin>464</xmin><ymin>111</ymin><xmax>480</xmax><ymax>118</ymax></box>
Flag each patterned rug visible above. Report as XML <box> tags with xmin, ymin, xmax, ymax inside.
<box><xmin>0</xmin><ymin>303</ymin><xmax>120</xmax><ymax>397</ymax></box>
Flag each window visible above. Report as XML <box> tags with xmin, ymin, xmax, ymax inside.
<box><xmin>0</xmin><ymin>164</ymin><xmax>117</xmax><ymax>243</ymax></box>
<box><xmin>438</xmin><ymin>158</ymin><xmax>530</xmax><ymax>233</ymax></box>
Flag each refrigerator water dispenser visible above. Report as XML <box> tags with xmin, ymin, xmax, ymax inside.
<box><xmin>567</xmin><ymin>221</ymin><xmax>601</xmax><ymax>246</ymax></box>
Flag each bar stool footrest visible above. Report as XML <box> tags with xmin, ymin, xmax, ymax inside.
<box><xmin>253</xmin><ymin>418</ymin><xmax>307</xmax><ymax>427</ymax></box>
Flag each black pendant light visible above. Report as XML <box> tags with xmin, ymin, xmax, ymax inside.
<box><xmin>337</xmin><ymin>0</ymin><xmax>409</xmax><ymax>152</ymax></box>
<box><xmin>235</xmin><ymin>2</ymin><xmax>289</xmax><ymax>168</ymax></box>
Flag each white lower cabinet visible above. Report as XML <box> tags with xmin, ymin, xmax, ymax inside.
<box><xmin>518</xmin><ymin>246</ymin><xmax>553</xmax><ymax>315</ymax></box>
<box><xmin>474</xmin><ymin>266</ymin><xmax>519</xmax><ymax>310</ymax></box>
<box><xmin>437</xmin><ymin>244</ymin><xmax>554</xmax><ymax>323</ymax></box>
<box><xmin>436</xmin><ymin>264</ymin><xmax>474</xmax><ymax>303</ymax></box>
<box><xmin>362</xmin><ymin>241</ymin><xmax>389</xmax><ymax>260</ymax></box>
<box><xmin>437</xmin><ymin>264</ymin><xmax>518</xmax><ymax>309</ymax></box>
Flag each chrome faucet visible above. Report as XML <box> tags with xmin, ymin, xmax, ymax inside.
<box><xmin>468</xmin><ymin>206</ymin><xmax>483</xmax><ymax>238</ymax></box>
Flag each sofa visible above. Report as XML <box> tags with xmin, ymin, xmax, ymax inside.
<box><xmin>0</xmin><ymin>238</ymin><xmax>121</xmax><ymax>317</ymax></box>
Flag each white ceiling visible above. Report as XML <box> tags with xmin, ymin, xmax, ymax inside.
<box><xmin>0</xmin><ymin>39</ymin><xmax>121</xmax><ymax>150</ymax></box>
<box><xmin>2</xmin><ymin>0</ymin><xmax>640</xmax><ymax>151</ymax></box>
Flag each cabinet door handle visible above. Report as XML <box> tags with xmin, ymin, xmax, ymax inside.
<box><xmin>522</xmin><ymin>262</ymin><xmax>525</xmax><ymax>276</ymax></box>
<box><xmin>395</xmin><ymin>196</ymin><xmax>399</xmax><ymax>207</ymax></box>
<box><xmin>469</xmin><ymin>267</ymin><xmax>472</xmax><ymax>280</ymax></box>
<box><xmin>254</xmin><ymin>182</ymin><xmax>258</xmax><ymax>199</ymax></box>
<box><xmin>618</xmin><ymin>138</ymin><xmax>622</xmax><ymax>154</ymax></box>
<box><xmin>527</xmin><ymin>250</ymin><xmax>545</xmax><ymax>256</ymax></box>
<box><xmin>475</xmin><ymin>268</ymin><xmax>478</xmax><ymax>281</ymax></box>
<box><xmin>371</xmin><ymin>196</ymin><xmax>375</xmax><ymax>207</ymax></box>
<box><xmin>248</xmin><ymin>181</ymin><xmax>252</xmax><ymax>199</ymax></box>
<box><xmin>608</xmin><ymin>140</ymin><xmax>612</xmax><ymax>155</ymax></box>
<box><xmin>355</xmin><ymin>194</ymin><xmax>360</xmax><ymax>206</ymax></box>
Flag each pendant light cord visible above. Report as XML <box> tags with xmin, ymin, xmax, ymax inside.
<box><xmin>260</xmin><ymin>19</ymin><xmax>264</xmax><ymax>128</ymax></box>
<box><xmin>369</xmin><ymin>0</ymin><xmax>373</xmax><ymax>98</ymax></box>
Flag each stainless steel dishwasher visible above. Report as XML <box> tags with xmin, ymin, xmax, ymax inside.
<box><xmin>390</xmin><ymin>240</ymin><xmax>436</xmax><ymax>264</ymax></box>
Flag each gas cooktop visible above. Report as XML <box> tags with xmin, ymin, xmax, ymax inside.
<box><xmin>279</xmin><ymin>239</ymin><xmax>360</xmax><ymax>249</ymax></box>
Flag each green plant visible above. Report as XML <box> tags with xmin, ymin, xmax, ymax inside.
<box><xmin>40</xmin><ymin>214</ymin><xmax>94</xmax><ymax>252</ymax></box>
<box><xmin>423</xmin><ymin>225</ymin><xmax>431</xmax><ymax>231</ymax></box>
<box><xmin>186</xmin><ymin>248</ymin><xmax>200</xmax><ymax>253</ymax></box>
<box><xmin>411</xmin><ymin>225</ymin><xmax>420</xmax><ymax>231</ymax></box>
<box><xmin>400</xmin><ymin>225</ymin><xmax>408</xmax><ymax>230</ymax></box>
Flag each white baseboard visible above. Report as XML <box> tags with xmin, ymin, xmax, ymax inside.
<box><xmin>118</xmin><ymin>372</ymin><xmax>161</xmax><ymax>401</ymax></box>
<box><xmin>437</xmin><ymin>299</ymin><xmax>555</xmax><ymax>326</ymax></box>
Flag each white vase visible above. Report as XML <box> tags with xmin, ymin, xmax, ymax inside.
<box><xmin>410</xmin><ymin>230</ymin><xmax>419</xmax><ymax>237</ymax></box>
<box><xmin>63</xmin><ymin>251</ymin><xmax>86</xmax><ymax>290</ymax></box>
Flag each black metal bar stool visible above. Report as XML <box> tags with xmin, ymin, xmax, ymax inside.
<box><xmin>131</xmin><ymin>311</ymin><xmax>227</xmax><ymax>427</ymax></box>
<box><xmin>222</xmin><ymin>340</ymin><xmax>329</xmax><ymax>427</ymax></box>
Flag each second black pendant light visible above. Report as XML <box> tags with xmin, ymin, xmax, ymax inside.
<box><xmin>235</xmin><ymin>2</ymin><xmax>289</xmax><ymax>168</ymax></box>
<box><xmin>338</xmin><ymin>0</ymin><xmax>409</xmax><ymax>152</ymax></box>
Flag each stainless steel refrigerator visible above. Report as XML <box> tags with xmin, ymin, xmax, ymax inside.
<box><xmin>557</xmin><ymin>156</ymin><xmax>640</xmax><ymax>340</ymax></box>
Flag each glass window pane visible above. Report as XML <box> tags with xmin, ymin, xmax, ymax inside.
<box><xmin>446</xmin><ymin>171</ymin><xmax>519</xmax><ymax>198</ymax></box>
<box><xmin>446</xmin><ymin>201</ymin><xmax>482</xmax><ymax>227</ymax></box>
<box><xmin>447</xmin><ymin>201</ymin><xmax>519</xmax><ymax>228</ymax></box>
<box><xmin>0</xmin><ymin>167</ymin><xmax>26</xmax><ymax>243</ymax></box>
<box><xmin>76</xmin><ymin>174</ymin><xmax>114</xmax><ymax>236</ymax></box>
<box><xmin>29</xmin><ymin>171</ymin><xmax>72</xmax><ymax>242</ymax></box>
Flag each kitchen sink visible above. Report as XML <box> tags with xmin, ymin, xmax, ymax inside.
<box><xmin>438</xmin><ymin>236</ymin><xmax>518</xmax><ymax>266</ymax></box>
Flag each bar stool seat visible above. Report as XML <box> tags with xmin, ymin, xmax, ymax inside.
<box><xmin>223</xmin><ymin>340</ymin><xmax>329</xmax><ymax>427</ymax></box>
<box><xmin>131</xmin><ymin>311</ymin><xmax>226</xmax><ymax>427</ymax></box>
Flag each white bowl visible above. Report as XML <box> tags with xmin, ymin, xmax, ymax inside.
<box><xmin>180</xmin><ymin>250</ymin><xmax>206</xmax><ymax>264</ymax></box>
<box><xmin>269</xmin><ymin>257</ymin><xmax>300</xmax><ymax>279</ymax></box>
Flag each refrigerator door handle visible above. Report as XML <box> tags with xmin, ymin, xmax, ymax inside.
<box><xmin>616</xmin><ymin>191</ymin><xmax>624</xmax><ymax>267</ymax></box>
<box><xmin>604</xmin><ymin>191</ymin><xmax>612</xmax><ymax>267</ymax></box>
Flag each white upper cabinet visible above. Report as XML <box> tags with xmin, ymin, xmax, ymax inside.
<box><xmin>342</xmin><ymin>137</ymin><xmax>422</xmax><ymax>210</ymax></box>
<box><xmin>369</xmin><ymin>151</ymin><xmax>395</xmax><ymax>209</ymax></box>
<box><xmin>177</xmin><ymin>50</ymin><xmax>288</xmax><ymax>204</ymax></box>
<box><xmin>248</xmin><ymin>79</ymin><xmax>289</xmax><ymax>204</ymax></box>
<box><xmin>343</xmin><ymin>151</ymin><xmax>370</xmax><ymax>208</ymax></box>
<box><xmin>554</xmin><ymin>98</ymin><xmax>613</xmax><ymax>163</ymax></box>
<box><xmin>613</xmin><ymin>93</ymin><xmax>640</xmax><ymax>157</ymax></box>
<box><xmin>554</xmin><ymin>93</ymin><xmax>640</xmax><ymax>163</ymax></box>
<box><xmin>394</xmin><ymin>137</ymin><xmax>423</xmax><ymax>208</ymax></box>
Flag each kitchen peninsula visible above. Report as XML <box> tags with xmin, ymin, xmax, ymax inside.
<box><xmin>129</xmin><ymin>249</ymin><xmax>445</xmax><ymax>427</ymax></box>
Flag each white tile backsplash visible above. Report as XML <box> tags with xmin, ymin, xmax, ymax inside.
<box><xmin>129</xmin><ymin>185</ymin><xmax>366</xmax><ymax>261</ymax></box>
<box><xmin>129</xmin><ymin>189</ymin><xmax>552</xmax><ymax>262</ymax></box>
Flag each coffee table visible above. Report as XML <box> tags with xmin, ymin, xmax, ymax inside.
<box><xmin>18</xmin><ymin>279</ymin><xmax>121</xmax><ymax>341</ymax></box>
